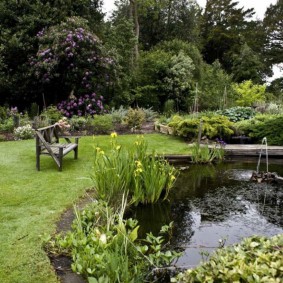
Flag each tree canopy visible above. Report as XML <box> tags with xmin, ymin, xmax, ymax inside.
<box><xmin>0</xmin><ymin>0</ymin><xmax>281</xmax><ymax>112</ymax></box>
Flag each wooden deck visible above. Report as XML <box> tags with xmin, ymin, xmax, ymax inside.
<box><xmin>222</xmin><ymin>144</ymin><xmax>283</xmax><ymax>157</ymax></box>
<box><xmin>164</xmin><ymin>144</ymin><xmax>283</xmax><ymax>164</ymax></box>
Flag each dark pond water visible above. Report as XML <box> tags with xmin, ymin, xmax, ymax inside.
<box><xmin>132</xmin><ymin>159</ymin><xmax>283</xmax><ymax>269</ymax></box>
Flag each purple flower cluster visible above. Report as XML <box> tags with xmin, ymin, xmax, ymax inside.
<box><xmin>57</xmin><ymin>93</ymin><xmax>105</xmax><ymax>117</ymax></box>
<box><xmin>36</xmin><ymin>28</ymin><xmax>45</xmax><ymax>38</ymax></box>
<box><xmin>215</xmin><ymin>138</ymin><xmax>226</xmax><ymax>148</ymax></box>
<box><xmin>30</xmin><ymin>18</ymin><xmax>114</xmax><ymax>99</ymax></box>
<box><xmin>29</xmin><ymin>47</ymin><xmax>57</xmax><ymax>83</ymax></box>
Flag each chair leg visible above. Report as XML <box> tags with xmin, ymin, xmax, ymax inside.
<box><xmin>74</xmin><ymin>147</ymin><xmax>78</xmax><ymax>159</ymax></box>
<box><xmin>36</xmin><ymin>153</ymin><xmax>40</xmax><ymax>171</ymax></box>
<box><xmin>58</xmin><ymin>148</ymin><xmax>63</xmax><ymax>171</ymax></box>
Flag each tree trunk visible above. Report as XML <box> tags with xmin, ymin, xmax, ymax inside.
<box><xmin>130</xmin><ymin>0</ymin><xmax>139</xmax><ymax>63</ymax></box>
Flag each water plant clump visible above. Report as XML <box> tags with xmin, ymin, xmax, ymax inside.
<box><xmin>51</xmin><ymin>198</ymin><xmax>181</xmax><ymax>282</ymax></box>
<box><xmin>174</xmin><ymin>234</ymin><xmax>283</xmax><ymax>283</ymax></box>
<box><xmin>190</xmin><ymin>140</ymin><xmax>225</xmax><ymax>164</ymax></box>
<box><xmin>92</xmin><ymin>134</ymin><xmax>179</xmax><ymax>207</ymax></box>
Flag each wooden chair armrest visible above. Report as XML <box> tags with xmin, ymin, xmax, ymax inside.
<box><xmin>59</xmin><ymin>135</ymin><xmax>81</xmax><ymax>139</ymax></box>
<box><xmin>48</xmin><ymin>144</ymin><xmax>67</xmax><ymax>149</ymax></box>
<box><xmin>59</xmin><ymin>135</ymin><xmax>80</xmax><ymax>144</ymax></box>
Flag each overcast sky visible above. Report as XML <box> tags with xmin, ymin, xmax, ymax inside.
<box><xmin>103</xmin><ymin>0</ymin><xmax>278</xmax><ymax>19</ymax></box>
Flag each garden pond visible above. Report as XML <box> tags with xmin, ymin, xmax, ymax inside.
<box><xmin>132</xmin><ymin>159</ymin><xmax>283</xmax><ymax>268</ymax></box>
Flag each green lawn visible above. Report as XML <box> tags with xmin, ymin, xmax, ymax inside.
<box><xmin>0</xmin><ymin>133</ymin><xmax>188</xmax><ymax>283</ymax></box>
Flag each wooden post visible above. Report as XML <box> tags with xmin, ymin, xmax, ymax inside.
<box><xmin>197</xmin><ymin>119</ymin><xmax>203</xmax><ymax>144</ymax></box>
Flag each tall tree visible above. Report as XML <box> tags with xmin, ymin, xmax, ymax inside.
<box><xmin>231</xmin><ymin>43</ymin><xmax>265</xmax><ymax>83</ymax></box>
<box><xmin>139</xmin><ymin>0</ymin><xmax>202</xmax><ymax>49</ymax></box>
<box><xmin>263</xmin><ymin>0</ymin><xmax>283</xmax><ymax>66</ymax></box>
<box><xmin>112</xmin><ymin>0</ymin><xmax>202</xmax><ymax>50</ymax></box>
<box><xmin>200</xmin><ymin>0</ymin><xmax>255</xmax><ymax>72</ymax></box>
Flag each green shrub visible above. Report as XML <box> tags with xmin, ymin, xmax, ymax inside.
<box><xmin>69</xmin><ymin>115</ymin><xmax>88</xmax><ymax>131</ymax></box>
<box><xmin>163</xmin><ymin>99</ymin><xmax>175</xmax><ymax>117</ymax></box>
<box><xmin>232</xmin><ymin>80</ymin><xmax>266</xmax><ymax>107</ymax></box>
<box><xmin>235</xmin><ymin>114</ymin><xmax>283</xmax><ymax>145</ymax></box>
<box><xmin>168</xmin><ymin>114</ymin><xmax>234</xmax><ymax>140</ymax></box>
<box><xmin>174</xmin><ymin>234</ymin><xmax>283</xmax><ymax>283</ymax></box>
<box><xmin>40</xmin><ymin>105</ymin><xmax>62</xmax><ymax>124</ymax></box>
<box><xmin>217</xmin><ymin>106</ymin><xmax>255</xmax><ymax>122</ymax></box>
<box><xmin>91</xmin><ymin>114</ymin><xmax>114</xmax><ymax>134</ymax></box>
<box><xmin>265</xmin><ymin>102</ymin><xmax>283</xmax><ymax>114</ymax></box>
<box><xmin>19</xmin><ymin>112</ymin><xmax>32</xmax><ymax>127</ymax></box>
<box><xmin>29</xmin><ymin>103</ymin><xmax>39</xmax><ymax>119</ymax></box>
<box><xmin>123</xmin><ymin>108</ymin><xmax>145</xmax><ymax>130</ymax></box>
<box><xmin>110</xmin><ymin>106</ymin><xmax>128</xmax><ymax>124</ymax></box>
<box><xmin>0</xmin><ymin>117</ymin><xmax>14</xmax><ymax>133</ymax></box>
<box><xmin>141</xmin><ymin>107</ymin><xmax>158</xmax><ymax>122</ymax></box>
<box><xmin>0</xmin><ymin>106</ymin><xmax>8</xmax><ymax>121</ymax></box>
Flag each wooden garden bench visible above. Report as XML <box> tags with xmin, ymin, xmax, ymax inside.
<box><xmin>35</xmin><ymin>124</ymin><xmax>80</xmax><ymax>171</ymax></box>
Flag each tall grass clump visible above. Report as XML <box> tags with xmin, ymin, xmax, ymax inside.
<box><xmin>91</xmin><ymin>133</ymin><xmax>178</xmax><ymax>206</ymax></box>
<box><xmin>190</xmin><ymin>140</ymin><xmax>225</xmax><ymax>164</ymax></box>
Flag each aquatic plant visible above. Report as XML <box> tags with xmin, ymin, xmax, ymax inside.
<box><xmin>174</xmin><ymin>234</ymin><xmax>283</xmax><ymax>283</ymax></box>
<box><xmin>190</xmin><ymin>141</ymin><xmax>225</xmax><ymax>164</ymax></box>
<box><xmin>91</xmin><ymin>134</ymin><xmax>178</xmax><ymax>206</ymax></box>
<box><xmin>54</xmin><ymin>199</ymin><xmax>181</xmax><ymax>282</ymax></box>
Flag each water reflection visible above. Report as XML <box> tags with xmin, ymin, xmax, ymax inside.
<box><xmin>134</xmin><ymin>161</ymin><xmax>283</xmax><ymax>268</ymax></box>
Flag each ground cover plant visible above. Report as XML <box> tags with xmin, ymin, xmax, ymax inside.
<box><xmin>0</xmin><ymin>133</ymin><xmax>188</xmax><ymax>283</ymax></box>
<box><xmin>174</xmin><ymin>234</ymin><xmax>283</xmax><ymax>283</ymax></box>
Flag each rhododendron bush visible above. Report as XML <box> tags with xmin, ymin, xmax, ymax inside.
<box><xmin>30</xmin><ymin>17</ymin><xmax>114</xmax><ymax>105</ymax></box>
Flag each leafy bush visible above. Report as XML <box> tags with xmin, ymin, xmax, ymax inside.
<box><xmin>168</xmin><ymin>114</ymin><xmax>234</xmax><ymax>140</ymax></box>
<box><xmin>163</xmin><ymin>99</ymin><xmax>175</xmax><ymax>117</ymax></box>
<box><xmin>217</xmin><ymin>106</ymin><xmax>255</xmax><ymax>122</ymax></box>
<box><xmin>92</xmin><ymin>135</ymin><xmax>178</xmax><ymax>206</ymax></box>
<box><xmin>174</xmin><ymin>234</ymin><xmax>283</xmax><ymax>283</ymax></box>
<box><xmin>123</xmin><ymin>108</ymin><xmax>146</xmax><ymax>130</ymax></box>
<box><xmin>29</xmin><ymin>103</ymin><xmax>39</xmax><ymax>119</ymax></box>
<box><xmin>265</xmin><ymin>102</ymin><xmax>283</xmax><ymax>114</ymax></box>
<box><xmin>14</xmin><ymin>124</ymin><xmax>35</xmax><ymax>140</ymax></box>
<box><xmin>232</xmin><ymin>80</ymin><xmax>266</xmax><ymax>107</ymax></box>
<box><xmin>235</xmin><ymin>114</ymin><xmax>283</xmax><ymax>145</ymax></box>
<box><xmin>30</xmin><ymin>17</ymin><xmax>113</xmax><ymax>105</ymax></box>
<box><xmin>52</xmin><ymin>200</ymin><xmax>181</xmax><ymax>282</ymax></box>
<box><xmin>69</xmin><ymin>115</ymin><xmax>89</xmax><ymax>131</ymax></box>
<box><xmin>140</xmin><ymin>107</ymin><xmax>158</xmax><ymax>122</ymax></box>
<box><xmin>91</xmin><ymin>114</ymin><xmax>114</xmax><ymax>134</ymax></box>
<box><xmin>0</xmin><ymin>106</ymin><xmax>8</xmax><ymax>121</ymax></box>
<box><xmin>109</xmin><ymin>106</ymin><xmax>128</xmax><ymax>124</ymax></box>
<box><xmin>40</xmin><ymin>105</ymin><xmax>62</xmax><ymax>124</ymax></box>
<box><xmin>0</xmin><ymin>117</ymin><xmax>14</xmax><ymax>133</ymax></box>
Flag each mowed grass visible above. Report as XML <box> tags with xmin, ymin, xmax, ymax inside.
<box><xmin>0</xmin><ymin>133</ymin><xmax>188</xmax><ymax>283</ymax></box>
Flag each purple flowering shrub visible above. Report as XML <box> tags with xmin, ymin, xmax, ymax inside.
<box><xmin>57</xmin><ymin>93</ymin><xmax>105</xmax><ymax>117</ymax></box>
<box><xmin>30</xmin><ymin>17</ymin><xmax>114</xmax><ymax>100</ymax></box>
